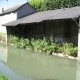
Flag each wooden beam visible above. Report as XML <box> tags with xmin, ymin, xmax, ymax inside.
<box><xmin>63</xmin><ymin>20</ymin><xmax>71</xmax><ymax>42</ymax></box>
<box><xmin>21</xmin><ymin>25</ymin><xmax>25</xmax><ymax>39</ymax></box>
<box><xmin>43</xmin><ymin>22</ymin><xmax>46</xmax><ymax>35</ymax></box>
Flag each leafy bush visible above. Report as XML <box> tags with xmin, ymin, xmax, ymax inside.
<box><xmin>44</xmin><ymin>43</ymin><xmax>58</xmax><ymax>54</ymax></box>
<box><xmin>67</xmin><ymin>47</ymin><xmax>78</xmax><ymax>57</ymax></box>
<box><xmin>8</xmin><ymin>35</ymin><xmax>19</xmax><ymax>44</ymax></box>
<box><xmin>60</xmin><ymin>43</ymin><xmax>77</xmax><ymax>57</ymax></box>
<box><xmin>15</xmin><ymin>38</ymin><xmax>31</xmax><ymax>49</ymax></box>
<box><xmin>0</xmin><ymin>74</ymin><xmax>9</xmax><ymax>80</ymax></box>
<box><xmin>8</xmin><ymin>35</ymin><xmax>78</xmax><ymax>57</ymax></box>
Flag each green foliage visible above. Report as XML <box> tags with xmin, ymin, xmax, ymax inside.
<box><xmin>29</xmin><ymin>0</ymin><xmax>41</xmax><ymax>11</ymax></box>
<box><xmin>31</xmin><ymin>38</ymin><xmax>40</xmax><ymax>50</ymax></box>
<box><xmin>70</xmin><ymin>47</ymin><xmax>78</xmax><ymax>57</ymax></box>
<box><xmin>8</xmin><ymin>35</ymin><xmax>19</xmax><ymax>44</ymax></box>
<box><xmin>58</xmin><ymin>43</ymin><xmax>78</xmax><ymax>57</ymax></box>
<box><xmin>31</xmin><ymin>38</ymin><xmax>48</xmax><ymax>51</ymax></box>
<box><xmin>8</xmin><ymin>35</ymin><xmax>78</xmax><ymax>57</ymax></box>
<box><xmin>62</xmin><ymin>43</ymin><xmax>74</xmax><ymax>54</ymax></box>
<box><xmin>0</xmin><ymin>74</ymin><xmax>9</xmax><ymax>80</ymax></box>
<box><xmin>29</xmin><ymin>0</ymin><xmax>80</xmax><ymax>12</ymax></box>
<box><xmin>15</xmin><ymin>38</ymin><xmax>31</xmax><ymax>48</ymax></box>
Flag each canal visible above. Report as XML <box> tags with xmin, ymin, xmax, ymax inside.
<box><xmin>0</xmin><ymin>43</ymin><xmax>80</xmax><ymax>80</ymax></box>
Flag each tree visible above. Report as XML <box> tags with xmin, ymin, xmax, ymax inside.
<box><xmin>29</xmin><ymin>0</ymin><xmax>41</xmax><ymax>11</ymax></box>
<box><xmin>29</xmin><ymin>0</ymin><xmax>80</xmax><ymax>12</ymax></box>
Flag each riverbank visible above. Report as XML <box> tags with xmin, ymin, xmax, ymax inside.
<box><xmin>31</xmin><ymin>47</ymin><xmax>80</xmax><ymax>60</ymax></box>
<box><xmin>0</xmin><ymin>35</ymin><xmax>79</xmax><ymax>61</ymax></box>
<box><xmin>0</xmin><ymin>33</ymin><xmax>6</xmax><ymax>43</ymax></box>
<box><xmin>52</xmin><ymin>52</ymin><xmax>80</xmax><ymax>60</ymax></box>
<box><xmin>0</xmin><ymin>42</ymin><xmax>79</xmax><ymax>61</ymax></box>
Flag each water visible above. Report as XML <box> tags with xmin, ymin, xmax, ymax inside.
<box><xmin>0</xmin><ymin>43</ymin><xmax>80</xmax><ymax>80</ymax></box>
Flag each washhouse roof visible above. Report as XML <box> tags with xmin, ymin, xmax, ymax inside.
<box><xmin>3</xmin><ymin>6</ymin><xmax>80</xmax><ymax>26</ymax></box>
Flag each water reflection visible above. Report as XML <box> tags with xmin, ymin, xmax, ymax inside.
<box><xmin>0</xmin><ymin>44</ymin><xmax>32</xmax><ymax>80</ymax></box>
<box><xmin>0</xmin><ymin>44</ymin><xmax>8</xmax><ymax>62</ymax></box>
<box><xmin>0</xmin><ymin>43</ymin><xmax>80</xmax><ymax>80</ymax></box>
<box><xmin>76</xmin><ymin>61</ymin><xmax>80</xmax><ymax>80</ymax></box>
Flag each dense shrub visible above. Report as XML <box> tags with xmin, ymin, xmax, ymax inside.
<box><xmin>8</xmin><ymin>35</ymin><xmax>19</xmax><ymax>44</ymax></box>
<box><xmin>61</xmin><ymin>43</ymin><xmax>77</xmax><ymax>57</ymax></box>
<box><xmin>8</xmin><ymin>35</ymin><xmax>78</xmax><ymax>57</ymax></box>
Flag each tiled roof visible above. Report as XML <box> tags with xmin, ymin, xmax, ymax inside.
<box><xmin>3</xmin><ymin>6</ymin><xmax>80</xmax><ymax>26</ymax></box>
<box><xmin>0</xmin><ymin>3</ymin><xmax>28</xmax><ymax>15</ymax></box>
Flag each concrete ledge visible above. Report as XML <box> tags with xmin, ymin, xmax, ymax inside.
<box><xmin>52</xmin><ymin>53</ymin><xmax>80</xmax><ymax>60</ymax></box>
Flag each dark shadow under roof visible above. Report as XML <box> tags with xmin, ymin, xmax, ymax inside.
<box><xmin>3</xmin><ymin>6</ymin><xmax>80</xmax><ymax>26</ymax></box>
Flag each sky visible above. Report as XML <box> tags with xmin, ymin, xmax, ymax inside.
<box><xmin>0</xmin><ymin>0</ymin><xmax>30</xmax><ymax>13</ymax></box>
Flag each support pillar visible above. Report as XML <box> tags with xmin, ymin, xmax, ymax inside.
<box><xmin>76</xmin><ymin>61</ymin><xmax>80</xmax><ymax>80</ymax></box>
<box><xmin>6</xmin><ymin>27</ymin><xmax>7</xmax><ymax>44</ymax></box>
<box><xmin>78</xmin><ymin>18</ymin><xmax>80</xmax><ymax>57</ymax></box>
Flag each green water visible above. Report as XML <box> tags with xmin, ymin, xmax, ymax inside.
<box><xmin>0</xmin><ymin>43</ymin><xmax>80</xmax><ymax>80</ymax></box>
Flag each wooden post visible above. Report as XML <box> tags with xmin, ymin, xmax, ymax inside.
<box><xmin>63</xmin><ymin>20</ymin><xmax>70</xmax><ymax>42</ymax></box>
<box><xmin>78</xmin><ymin>18</ymin><xmax>80</xmax><ymax>57</ymax></box>
<box><xmin>43</xmin><ymin>21</ymin><xmax>47</xmax><ymax>36</ymax></box>
<box><xmin>43</xmin><ymin>22</ymin><xmax>46</xmax><ymax>35</ymax></box>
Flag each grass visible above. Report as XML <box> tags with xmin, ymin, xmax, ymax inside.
<box><xmin>0</xmin><ymin>32</ymin><xmax>6</xmax><ymax>35</ymax></box>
